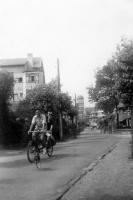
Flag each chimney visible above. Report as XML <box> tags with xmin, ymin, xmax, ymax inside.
<box><xmin>27</xmin><ymin>53</ymin><xmax>33</xmax><ymax>68</ymax></box>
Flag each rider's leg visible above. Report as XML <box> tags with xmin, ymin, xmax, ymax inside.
<box><xmin>46</xmin><ymin>135</ymin><xmax>50</xmax><ymax>146</ymax></box>
<box><xmin>32</xmin><ymin>132</ymin><xmax>36</xmax><ymax>146</ymax></box>
<box><xmin>41</xmin><ymin>134</ymin><xmax>47</xmax><ymax>154</ymax></box>
<box><xmin>39</xmin><ymin>133</ymin><xmax>46</xmax><ymax>147</ymax></box>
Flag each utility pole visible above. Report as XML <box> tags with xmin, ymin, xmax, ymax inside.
<box><xmin>74</xmin><ymin>94</ymin><xmax>77</xmax><ymax>127</ymax></box>
<box><xmin>57</xmin><ymin>58</ymin><xmax>63</xmax><ymax>140</ymax></box>
<box><xmin>74</xmin><ymin>94</ymin><xmax>78</xmax><ymax>128</ymax></box>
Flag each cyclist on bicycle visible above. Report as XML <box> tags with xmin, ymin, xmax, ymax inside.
<box><xmin>46</xmin><ymin>112</ymin><xmax>56</xmax><ymax>145</ymax></box>
<box><xmin>47</xmin><ymin>112</ymin><xmax>53</xmax><ymax>131</ymax></box>
<box><xmin>28</xmin><ymin>109</ymin><xmax>47</xmax><ymax>153</ymax></box>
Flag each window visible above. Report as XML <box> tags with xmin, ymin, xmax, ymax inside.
<box><xmin>15</xmin><ymin>77</ymin><xmax>23</xmax><ymax>83</ymax></box>
<box><xmin>20</xmin><ymin>93</ymin><xmax>23</xmax><ymax>98</ymax></box>
<box><xmin>14</xmin><ymin>94</ymin><xmax>18</xmax><ymax>101</ymax></box>
<box><xmin>31</xmin><ymin>76</ymin><xmax>35</xmax><ymax>82</ymax></box>
<box><xmin>18</xmin><ymin>78</ymin><xmax>23</xmax><ymax>82</ymax></box>
<box><xmin>26</xmin><ymin>75</ymin><xmax>37</xmax><ymax>83</ymax></box>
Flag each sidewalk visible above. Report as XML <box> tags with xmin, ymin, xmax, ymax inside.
<box><xmin>62</xmin><ymin>134</ymin><xmax>133</xmax><ymax>200</ymax></box>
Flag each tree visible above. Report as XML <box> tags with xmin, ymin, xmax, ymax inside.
<box><xmin>15</xmin><ymin>80</ymin><xmax>78</xmax><ymax>140</ymax></box>
<box><xmin>87</xmin><ymin>38</ymin><xmax>133</xmax><ymax>156</ymax></box>
<box><xmin>0</xmin><ymin>70</ymin><xmax>14</xmax><ymax>144</ymax></box>
<box><xmin>87</xmin><ymin>60</ymin><xmax>119</xmax><ymax>113</ymax></box>
<box><xmin>17</xmin><ymin>81</ymin><xmax>76</xmax><ymax>119</ymax></box>
<box><xmin>115</xmin><ymin>39</ymin><xmax>133</xmax><ymax>156</ymax></box>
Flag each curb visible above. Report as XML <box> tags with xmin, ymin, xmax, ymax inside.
<box><xmin>55</xmin><ymin>143</ymin><xmax>117</xmax><ymax>200</ymax></box>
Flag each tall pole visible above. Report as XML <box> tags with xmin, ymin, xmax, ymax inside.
<box><xmin>74</xmin><ymin>94</ymin><xmax>78</xmax><ymax>128</ymax></box>
<box><xmin>57</xmin><ymin>58</ymin><xmax>60</xmax><ymax>93</ymax></box>
<box><xmin>57</xmin><ymin>58</ymin><xmax>63</xmax><ymax>140</ymax></box>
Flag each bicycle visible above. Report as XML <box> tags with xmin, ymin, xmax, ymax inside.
<box><xmin>27</xmin><ymin>130</ymin><xmax>54</xmax><ymax>168</ymax></box>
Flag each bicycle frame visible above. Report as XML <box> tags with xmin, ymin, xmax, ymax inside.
<box><xmin>27</xmin><ymin>130</ymin><xmax>54</xmax><ymax>167</ymax></box>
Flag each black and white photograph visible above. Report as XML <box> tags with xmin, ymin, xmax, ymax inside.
<box><xmin>0</xmin><ymin>0</ymin><xmax>133</xmax><ymax>199</ymax></box>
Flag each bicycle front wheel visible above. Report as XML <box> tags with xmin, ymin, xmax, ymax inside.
<box><xmin>27</xmin><ymin>141</ymin><xmax>35</xmax><ymax>163</ymax></box>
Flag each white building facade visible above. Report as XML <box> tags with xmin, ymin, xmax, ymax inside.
<box><xmin>0</xmin><ymin>54</ymin><xmax>45</xmax><ymax>101</ymax></box>
<box><xmin>77</xmin><ymin>95</ymin><xmax>84</xmax><ymax>122</ymax></box>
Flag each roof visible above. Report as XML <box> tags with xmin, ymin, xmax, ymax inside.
<box><xmin>0</xmin><ymin>57</ymin><xmax>42</xmax><ymax>67</ymax></box>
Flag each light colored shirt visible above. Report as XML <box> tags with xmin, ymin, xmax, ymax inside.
<box><xmin>32</xmin><ymin>114</ymin><xmax>46</xmax><ymax>129</ymax></box>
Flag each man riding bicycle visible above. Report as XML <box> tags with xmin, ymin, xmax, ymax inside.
<box><xmin>29</xmin><ymin>110</ymin><xmax>46</xmax><ymax>131</ymax></box>
<box><xmin>28</xmin><ymin>109</ymin><xmax>47</xmax><ymax>154</ymax></box>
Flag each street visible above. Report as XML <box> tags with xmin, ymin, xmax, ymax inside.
<box><xmin>0</xmin><ymin>128</ymin><xmax>121</xmax><ymax>200</ymax></box>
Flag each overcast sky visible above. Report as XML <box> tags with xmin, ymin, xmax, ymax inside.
<box><xmin>0</xmin><ymin>0</ymin><xmax>133</xmax><ymax>107</ymax></box>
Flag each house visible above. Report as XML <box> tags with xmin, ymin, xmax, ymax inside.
<box><xmin>77</xmin><ymin>95</ymin><xmax>84</xmax><ymax>122</ymax></box>
<box><xmin>0</xmin><ymin>54</ymin><xmax>45</xmax><ymax>101</ymax></box>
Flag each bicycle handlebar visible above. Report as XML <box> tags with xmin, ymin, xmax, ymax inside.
<box><xmin>28</xmin><ymin>130</ymin><xmax>52</xmax><ymax>135</ymax></box>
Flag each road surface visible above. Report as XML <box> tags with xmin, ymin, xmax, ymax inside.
<box><xmin>0</xmin><ymin>128</ymin><xmax>120</xmax><ymax>200</ymax></box>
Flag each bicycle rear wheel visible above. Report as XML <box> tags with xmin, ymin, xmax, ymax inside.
<box><xmin>46</xmin><ymin>139</ymin><xmax>53</xmax><ymax>157</ymax></box>
<box><xmin>27</xmin><ymin>141</ymin><xmax>35</xmax><ymax>163</ymax></box>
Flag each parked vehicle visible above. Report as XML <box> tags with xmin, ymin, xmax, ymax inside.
<box><xmin>90</xmin><ymin>119</ymin><xmax>97</xmax><ymax>129</ymax></box>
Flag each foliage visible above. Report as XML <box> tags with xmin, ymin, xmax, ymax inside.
<box><xmin>0</xmin><ymin>70</ymin><xmax>14</xmax><ymax>102</ymax></box>
<box><xmin>87</xmin><ymin>39</ymin><xmax>133</xmax><ymax>113</ymax></box>
<box><xmin>115</xmin><ymin>39</ymin><xmax>133</xmax><ymax>106</ymax></box>
<box><xmin>87</xmin><ymin>60</ymin><xmax>119</xmax><ymax>113</ymax></box>
<box><xmin>114</xmin><ymin>38</ymin><xmax>133</xmax><ymax>156</ymax></box>
<box><xmin>87</xmin><ymin>37</ymin><xmax>133</xmax><ymax>156</ymax></box>
<box><xmin>17</xmin><ymin>81</ymin><xmax>77</xmax><ymax>118</ymax></box>
<box><xmin>15</xmin><ymin>80</ymin><xmax>78</xmax><ymax>140</ymax></box>
<box><xmin>0</xmin><ymin>70</ymin><xmax>18</xmax><ymax>145</ymax></box>
<box><xmin>67</xmin><ymin>106</ymin><xmax>78</xmax><ymax>120</ymax></box>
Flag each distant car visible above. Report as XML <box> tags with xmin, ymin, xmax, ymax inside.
<box><xmin>90</xmin><ymin>121</ymin><xmax>97</xmax><ymax>129</ymax></box>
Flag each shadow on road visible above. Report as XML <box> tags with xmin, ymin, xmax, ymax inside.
<box><xmin>0</xmin><ymin>153</ymin><xmax>79</xmax><ymax>168</ymax></box>
<box><xmin>0</xmin><ymin>159</ymin><xmax>29</xmax><ymax>168</ymax></box>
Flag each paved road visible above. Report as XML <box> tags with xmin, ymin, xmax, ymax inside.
<box><xmin>61</xmin><ymin>134</ymin><xmax>132</xmax><ymax>200</ymax></box>
<box><xmin>0</xmin><ymin>128</ymin><xmax>121</xmax><ymax>200</ymax></box>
